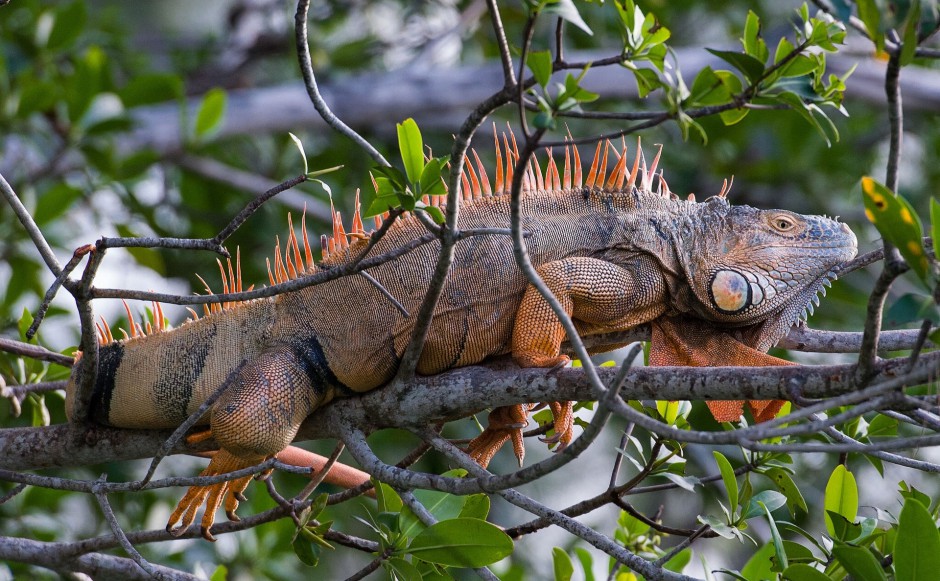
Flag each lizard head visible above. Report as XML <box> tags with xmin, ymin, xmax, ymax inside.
<box><xmin>683</xmin><ymin>199</ymin><xmax>857</xmax><ymax>349</ymax></box>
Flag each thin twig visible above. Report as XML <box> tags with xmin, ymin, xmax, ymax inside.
<box><xmin>296</xmin><ymin>442</ymin><xmax>346</xmax><ymax>502</ymax></box>
<box><xmin>486</xmin><ymin>0</ymin><xmax>516</xmax><ymax>86</ymax></box>
<box><xmin>0</xmin><ymin>483</ymin><xmax>26</xmax><ymax>505</ymax></box>
<box><xmin>0</xmin><ymin>172</ymin><xmax>62</xmax><ymax>277</ymax></box>
<box><xmin>0</xmin><ymin>337</ymin><xmax>74</xmax><ymax>367</ymax></box>
<box><xmin>294</xmin><ymin>0</ymin><xmax>388</xmax><ymax>167</ymax></box>
<box><xmin>26</xmin><ymin>244</ymin><xmax>94</xmax><ymax>339</ymax></box>
<box><xmin>92</xmin><ymin>475</ymin><xmax>161</xmax><ymax>579</ymax></box>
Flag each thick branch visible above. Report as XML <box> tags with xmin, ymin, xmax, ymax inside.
<box><xmin>2</xmin><ymin>352</ymin><xmax>935</xmax><ymax>472</ymax></box>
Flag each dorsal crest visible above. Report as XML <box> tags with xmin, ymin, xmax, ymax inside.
<box><xmin>93</xmin><ymin>130</ymin><xmax>735</xmax><ymax>347</ymax></box>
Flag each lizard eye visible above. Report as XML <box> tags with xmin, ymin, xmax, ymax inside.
<box><xmin>772</xmin><ymin>215</ymin><xmax>795</xmax><ymax>231</ymax></box>
<box><xmin>709</xmin><ymin>270</ymin><xmax>752</xmax><ymax>314</ymax></box>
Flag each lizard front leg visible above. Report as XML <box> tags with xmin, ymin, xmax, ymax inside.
<box><xmin>649</xmin><ymin>316</ymin><xmax>794</xmax><ymax>422</ymax></box>
<box><xmin>468</xmin><ymin>257</ymin><xmax>666</xmax><ymax>466</ymax></box>
<box><xmin>167</xmin><ymin>345</ymin><xmax>324</xmax><ymax>540</ymax></box>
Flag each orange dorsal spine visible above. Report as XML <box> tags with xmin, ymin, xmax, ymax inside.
<box><xmin>98</xmin><ymin>134</ymin><xmax>728</xmax><ymax>347</ymax></box>
<box><xmin>585</xmin><ymin>141</ymin><xmax>602</xmax><ymax>188</ymax></box>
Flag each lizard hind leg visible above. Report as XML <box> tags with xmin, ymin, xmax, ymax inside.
<box><xmin>166</xmin><ymin>346</ymin><xmax>323</xmax><ymax>541</ymax></box>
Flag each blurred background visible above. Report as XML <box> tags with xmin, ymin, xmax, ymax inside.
<box><xmin>1</xmin><ymin>0</ymin><xmax>938</xmax><ymax>579</ymax></box>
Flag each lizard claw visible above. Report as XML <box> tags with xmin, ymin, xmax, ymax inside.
<box><xmin>466</xmin><ymin>400</ymin><xmax>575</xmax><ymax>466</ymax></box>
<box><xmin>165</xmin><ymin>449</ymin><xmax>260</xmax><ymax>541</ymax></box>
<box><xmin>466</xmin><ymin>404</ymin><xmax>535</xmax><ymax>467</ymax></box>
<box><xmin>541</xmin><ymin>401</ymin><xmax>574</xmax><ymax>450</ymax></box>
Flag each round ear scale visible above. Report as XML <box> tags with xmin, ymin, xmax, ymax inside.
<box><xmin>709</xmin><ymin>270</ymin><xmax>751</xmax><ymax>314</ymax></box>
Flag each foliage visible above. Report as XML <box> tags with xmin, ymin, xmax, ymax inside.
<box><xmin>2</xmin><ymin>1</ymin><xmax>940</xmax><ymax>580</ymax></box>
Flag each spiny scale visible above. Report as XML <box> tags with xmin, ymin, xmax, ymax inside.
<box><xmin>96</xmin><ymin>299</ymin><xmax>169</xmax><ymax>346</ymax></box>
<box><xmin>96</xmin><ymin>131</ymin><xmax>736</xmax><ymax>344</ymax></box>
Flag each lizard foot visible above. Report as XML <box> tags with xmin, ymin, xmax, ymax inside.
<box><xmin>539</xmin><ymin>400</ymin><xmax>574</xmax><ymax>450</ymax></box>
<box><xmin>466</xmin><ymin>404</ymin><xmax>536</xmax><ymax>468</ymax></box>
<box><xmin>465</xmin><ymin>399</ymin><xmax>575</xmax><ymax>467</ymax></box>
<box><xmin>166</xmin><ymin>449</ymin><xmax>261</xmax><ymax>541</ymax></box>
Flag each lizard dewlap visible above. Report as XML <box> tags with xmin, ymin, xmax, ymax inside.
<box><xmin>65</xmin><ymin>135</ymin><xmax>858</xmax><ymax>539</ymax></box>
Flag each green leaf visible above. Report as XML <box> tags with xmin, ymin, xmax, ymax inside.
<box><xmin>543</xmin><ymin>0</ymin><xmax>593</xmax><ymax>36</ymax></box>
<box><xmin>760</xmin><ymin>502</ymin><xmax>788</xmax><ymax>571</ymax></box>
<box><xmin>782</xmin><ymin>563</ymin><xmax>831</xmax><ymax>581</ymax></box>
<box><xmin>67</xmin><ymin>47</ymin><xmax>108</xmax><ymax>123</ymax></box>
<box><xmin>574</xmin><ymin>547</ymin><xmax>595</xmax><ymax>581</ymax></box>
<box><xmin>385</xmin><ymin>557</ymin><xmax>423</xmax><ymax>581</ymax></box>
<box><xmin>459</xmin><ymin>494</ymin><xmax>490</xmax><ymax>520</ymax></box>
<box><xmin>742</xmin><ymin>10</ymin><xmax>768</xmax><ymax>62</ymax></box>
<box><xmin>292</xmin><ymin>534</ymin><xmax>321</xmax><ymax>566</ymax></box>
<box><xmin>886</xmin><ymin>293</ymin><xmax>940</xmax><ymax>326</ymax></box>
<box><xmin>418</xmin><ymin>158</ymin><xmax>447</xmax><ymax>197</ymax></box>
<box><xmin>534</xmin><ymin>111</ymin><xmax>555</xmax><ymax>130</ymax></box>
<box><xmin>698</xmin><ymin>515</ymin><xmax>741</xmax><ymax>540</ymax></box>
<box><xmin>34</xmin><ymin>184</ymin><xmax>83</xmax><ymax>226</ymax></box>
<box><xmin>630</xmin><ymin>67</ymin><xmax>663</xmax><ymax>99</ymax></box>
<box><xmin>194</xmin><ymin>88</ymin><xmax>227</xmax><ymax>139</ymax></box>
<box><xmin>618</xmin><ymin>510</ymin><xmax>650</xmax><ymax>538</ymax></box>
<box><xmin>741</xmin><ymin>542</ymin><xmax>776</xmax><ymax>579</ymax></box>
<box><xmin>856</xmin><ymin>0</ymin><xmax>884</xmax><ymax>52</ymax></box>
<box><xmin>18</xmin><ymin>308</ymin><xmax>35</xmax><ymax>343</ymax></box>
<box><xmin>688</xmin><ymin>67</ymin><xmax>730</xmax><ymax>107</ymax></box>
<box><xmin>832</xmin><ymin>545</ymin><xmax>887</xmax><ymax>581</ymax></box>
<box><xmin>397</xmin><ymin>118</ymin><xmax>425</xmax><ymax>184</ymax></box>
<box><xmin>664</xmin><ymin>548</ymin><xmax>692</xmax><ymax>573</ymax></box>
<box><xmin>720</xmin><ymin>107</ymin><xmax>750</xmax><ymax>126</ymax></box>
<box><xmin>29</xmin><ymin>394</ymin><xmax>50</xmax><ymax>427</ymax></box>
<box><xmin>899</xmin><ymin>481</ymin><xmax>933</xmax><ymax>512</ymax></box>
<box><xmin>779</xmin><ymin>541</ymin><xmax>816</xmax><ymax>566</ymax></box>
<box><xmin>861</xmin><ymin>176</ymin><xmax>930</xmax><ymax>283</ymax></box>
<box><xmin>119</xmin><ymin>73</ymin><xmax>183</xmax><ymax>107</ymax></box>
<box><xmin>552</xmin><ymin>547</ymin><xmax>574</xmax><ymax>581</ymax></box>
<box><xmin>827</xmin><ymin>511</ymin><xmax>862</xmax><ymax>542</ymax></box>
<box><xmin>527</xmin><ymin>50</ymin><xmax>553</xmax><ymax>88</ymax></box>
<box><xmin>115</xmin><ymin>150</ymin><xmax>161</xmax><ymax>181</ymax></box>
<box><xmin>371</xmin><ymin>166</ymin><xmax>409</xmax><ymax>194</ymax></box>
<box><xmin>47</xmin><ymin>1</ymin><xmax>87</xmax><ymax>51</ymax></box>
<box><xmin>743</xmin><ymin>490</ymin><xmax>787</xmax><ymax>520</ymax></box>
<box><xmin>824</xmin><ymin>465</ymin><xmax>858</xmax><ymax>537</ymax></box>
<box><xmin>407</xmin><ymin>518</ymin><xmax>513</xmax><ymax>568</ymax></box>
<box><xmin>867</xmin><ymin>414</ymin><xmax>898</xmax><ymax>438</ymax></box>
<box><xmin>287</xmin><ymin>133</ymin><xmax>309</xmax><ymax>175</ymax></box>
<box><xmin>209</xmin><ymin>565</ymin><xmax>228</xmax><ymax>581</ymax></box>
<box><xmin>374</xmin><ymin>479</ymin><xmax>403</xmax><ymax>513</ymax></box>
<box><xmin>713</xmin><ymin>451</ymin><xmax>739</xmax><ymax>515</ymax></box>
<box><xmin>418</xmin><ymin>203</ymin><xmax>445</xmax><ymax>225</ymax></box>
<box><xmin>895</xmin><ymin>497</ymin><xmax>940</xmax><ymax>581</ymax></box>
<box><xmin>706</xmin><ymin>48</ymin><xmax>766</xmax><ymax>84</ymax></box>
<box><xmin>399</xmin><ymin>490</ymin><xmax>467</xmax><ymax>538</ymax></box>
<box><xmin>16</xmin><ymin>80</ymin><xmax>59</xmax><ymax>117</ymax></box>
<box><xmin>762</xmin><ymin>467</ymin><xmax>808</xmax><ymax>517</ymax></box>
<box><xmin>562</xmin><ymin>70</ymin><xmax>599</xmax><ymax>104</ymax></box>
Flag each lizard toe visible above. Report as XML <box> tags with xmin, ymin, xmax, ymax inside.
<box><xmin>166</xmin><ymin>449</ymin><xmax>262</xmax><ymax>541</ymax></box>
<box><xmin>466</xmin><ymin>429</ymin><xmax>511</xmax><ymax>468</ymax></box>
<box><xmin>167</xmin><ymin>483</ymin><xmax>210</xmax><ymax>537</ymax></box>
<box><xmin>466</xmin><ymin>404</ymin><xmax>536</xmax><ymax>467</ymax></box>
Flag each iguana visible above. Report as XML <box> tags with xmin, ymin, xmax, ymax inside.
<box><xmin>64</xmin><ymin>135</ymin><xmax>857</xmax><ymax>540</ymax></box>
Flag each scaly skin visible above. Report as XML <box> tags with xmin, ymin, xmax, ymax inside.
<box><xmin>65</xmin><ymin>139</ymin><xmax>857</xmax><ymax>539</ymax></box>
